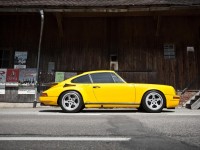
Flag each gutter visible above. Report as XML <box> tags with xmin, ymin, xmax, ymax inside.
<box><xmin>33</xmin><ymin>10</ymin><xmax>44</xmax><ymax>108</ymax></box>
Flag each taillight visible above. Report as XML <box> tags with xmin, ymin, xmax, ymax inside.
<box><xmin>41</xmin><ymin>93</ymin><xmax>48</xmax><ymax>97</ymax></box>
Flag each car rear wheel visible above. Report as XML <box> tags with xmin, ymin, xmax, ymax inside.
<box><xmin>142</xmin><ymin>90</ymin><xmax>165</xmax><ymax>113</ymax></box>
<box><xmin>59</xmin><ymin>91</ymin><xmax>83</xmax><ymax>113</ymax></box>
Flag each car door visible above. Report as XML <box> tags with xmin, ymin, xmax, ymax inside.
<box><xmin>90</xmin><ymin>72</ymin><xmax>135</xmax><ymax>104</ymax></box>
<box><xmin>71</xmin><ymin>74</ymin><xmax>97</xmax><ymax>102</ymax></box>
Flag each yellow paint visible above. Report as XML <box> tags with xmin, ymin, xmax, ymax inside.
<box><xmin>92</xmin><ymin>83</ymin><xmax>135</xmax><ymax>103</ymax></box>
<box><xmin>39</xmin><ymin>70</ymin><xmax>180</xmax><ymax>109</ymax></box>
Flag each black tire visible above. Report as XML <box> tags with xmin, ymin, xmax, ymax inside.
<box><xmin>141</xmin><ymin>90</ymin><xmax>165</xmax><ymax>113</ymax></box>
<box><xmin>59</xmin><ymin>91</ymin><xmax>83</xmax><ymax>113</ymax></box>
<box><xmin>137</xmin><ymin>105</ymin><xmax>145</xmax><ymax>112</ymax></box>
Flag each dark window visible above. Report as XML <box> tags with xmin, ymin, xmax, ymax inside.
<box><xmin>0</xmin><ymin>50</ymin><xmax>11</xmax><ymax>68</ymax></box>
<box><xmin>111</xmin><ymin>73</ymin><xmax>124</xmax><ymax>83</ymax></box>
<box><xmin>71</xmin><ymin>75</ymin><xmax>91</xmax><ymax>83</ymax></box>
<box><xmin>91</xmin><ymin>73</ymin><xmax>114</xmax><ymax>83</ymax></box>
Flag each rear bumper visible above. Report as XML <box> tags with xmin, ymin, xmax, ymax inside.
<box><xmin>39</xmin><ymin>96</ymin><xmax>58</xmax><ymax>106</ymax></box>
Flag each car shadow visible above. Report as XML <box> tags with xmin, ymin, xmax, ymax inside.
<box><xmin>39</xmin><ymin>109</ymin><xmax>64</xmax><ymax>113</ymax></box>
<box><xmin>39</xmin><ymin>108</ymin><xmax>175</xmax><ymax>113</ymax></box>
<box><xmin>81</xmin><ymin>109</ymin><xmax>175</xmax><ymax>113</ymax></box>
<box><xmin>81</xmin><ymin>109</ymin><xmax>138</xmax><ymax>113</ymax></box>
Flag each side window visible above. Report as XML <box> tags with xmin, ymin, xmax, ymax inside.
<box><xmin>111</xmin><ymin>73</ymin><xmax>124</xmax><ymax>83</ymax></box>
<box><xmin>91</xmin><ymin>73</ymin><xmax>114</xmax><ymax>83</ymax></box>
<box><xmin>71</xmin><ymin>75</ymin><xmax>91</xmax><ymax>83</ymax></box>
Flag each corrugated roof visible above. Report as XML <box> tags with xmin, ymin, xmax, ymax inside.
<box><xmin>0</xmin><ymin>0</ymin><xmax>200</xmax><ymax>8</ymax></box>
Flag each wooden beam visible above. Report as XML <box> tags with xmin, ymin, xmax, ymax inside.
<box><xmin>55</xmin><ymin>13</ymin><xmax>64</xmax><ymax>38</ymax></box>
<box><xmin>0</xmin><ymin>6</ymin><xmax>200</xmax><ymax>13</ymax></box>
<box><xmin>156</xmin><ymin>16</ymin><xmax>161</xmax><ymax>37</ymax></box>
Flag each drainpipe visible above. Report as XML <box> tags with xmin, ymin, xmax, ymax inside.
<box><xmin>33</xmin><ymin>10</ymin><xmax>44</xmax><ymax>108</ymax></box>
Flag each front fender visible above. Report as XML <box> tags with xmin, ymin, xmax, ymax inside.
<box><xmin>133</xmin><ymin>84</ymin><xmax>176</xmax><ymax>104</ymax></box>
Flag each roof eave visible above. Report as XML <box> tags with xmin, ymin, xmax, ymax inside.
<box><xmin>0</xmin><ymin>5</ymin><xmax>199</xmax><ymax>13</ymax></box>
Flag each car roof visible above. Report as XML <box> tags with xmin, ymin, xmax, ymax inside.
<box><xmin>81</xmin><ymin>70</ymin><xmax>115</xmax><ymax>75</ymax></box>
<box><xmin>66</xmin><ymin>70</ymin><xmax>115</xmax><ymax>81</ymax></box>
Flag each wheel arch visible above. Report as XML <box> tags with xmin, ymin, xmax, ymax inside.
<box><xmin>57</xmin><ymin>90</ymin><xmax>84</xmax><ymax>106</ymax></box>
<box><xmin>141</xmin><ymin>89</ymin><xmax>166</xmax><ymax>108</ymax></box>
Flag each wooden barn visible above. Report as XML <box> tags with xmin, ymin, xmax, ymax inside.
<box><xmin>0</xmin><ymin>0</ymin><xmax>200</xmax><ymax>103</ymax></box>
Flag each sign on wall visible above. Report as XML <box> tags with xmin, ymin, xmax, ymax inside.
<box><xmin>55</xmin><ymin>72</ymin><xmax>64</xmax><ymax>82</ymax></box>
<box><xmin>14</xmin><ymin>51</ymin><xmax>28</xmax><ymax>69</ymax></box>
<box><xmin>6</xmin><ymin>69</ymin><xmax>19</xmax><ymax>87</ymax></box>
<box><xmin>48</xmin><ymin>62</ymin><xmax>55</xmax><ymax>73</ymax></box>
<box><xmin>55</xmin><ymin>72</ymin><xmax>77</xmax><ymax>82</ymax></box>
<box><xmin>0</xmin><ymin>69</ymin><xmax>7</xmax><ymax>94</ymax></box>
<box><xmin>164</xmin><ymin>44</ymin><xmax>175</xmax><ymax>59</ymax></box>
<box><xmin>18</xmin><ymin>68</ymin><xmax>37</xmax><ymax>94</ymax></box>
<box><xmin>110</xmin><ymin>54</ymin><xmax>118</xmax><ymax>71</ymax></box>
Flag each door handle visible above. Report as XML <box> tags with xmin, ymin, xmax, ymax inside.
<box><xmin>93</xmin><ymin>86</ymin><xmax>100</xmax><ymax>88</ymax></box>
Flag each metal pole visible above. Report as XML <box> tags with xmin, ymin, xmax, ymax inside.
<box><xmin>33</xmin><ymin>10</ymin><xmax>44</xmax><ymax>108</ymax></box>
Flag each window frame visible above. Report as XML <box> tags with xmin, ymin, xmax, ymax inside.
<box><xmin>110</xmin><ymin>73</ymin><xmax>124</xmax><ymax>83</ymax></box>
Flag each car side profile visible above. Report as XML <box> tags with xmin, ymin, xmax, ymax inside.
<box><xmin>39</xmin><ymin>70</ymin><xmax>180</xmax><ymax>113</ymax></box>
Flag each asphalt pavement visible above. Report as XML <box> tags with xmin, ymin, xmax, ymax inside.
<box><xmin>0</xmin><ymin>105</ymin><xmax>199</xmax><ymax>150</ymax></box>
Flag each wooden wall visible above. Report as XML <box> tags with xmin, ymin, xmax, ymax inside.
<box><xmin>0</xmin><ymin>13</ymin><xmax>200</xmax><ymax>91</ymax></box>
<box><xmin>0</xmin><ymin>13</ymin><xmax>40</xmax><ymax>68</ymax></box>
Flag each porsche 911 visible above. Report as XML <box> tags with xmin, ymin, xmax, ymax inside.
<box><xmin>39</xmin><ymin>70</ymin><xmax>180</xmax><ymax>113</ymax></box>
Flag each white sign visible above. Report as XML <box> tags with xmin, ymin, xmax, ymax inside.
<box><xmin>14</xmin><ymin>51</ymin><xmax>28</xmax><ymax>69</ymax></box>
<box><xmin>0</xmin><ymin>89</ymin><xmax>5</xmax><ymax>94</ymax></box>
<box><xmin>5</xmin><ymin>83</ymin><xmax>19</xmax><ymax>87</ymax></box>
<box><xmin>14</xmin><ymin>65</ymin><xmax>26</xmax><ymax>69</ymax></box>
<box><xmin>0</xmin><ymin>69</ymin><xmax>6</xmax><ymax>83</ymax></box>
<box><xmin>0</xmin><ymin>69</ymin><xmax>6</xmax><ymax>94</ymax></box>
<box><xmin>187</xmin><ymin>47</ymin><xmax>194</xmax><ymax>53</ymax></box>
<box><xmin>18</xmin><ymin>89</ymin><xmax>36</xmax><ymax>94</ymax></box>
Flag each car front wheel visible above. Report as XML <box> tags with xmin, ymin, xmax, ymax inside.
<box><xmin>142</xmin><ymin>90</ymin><xmax>165</xmax><ymax>113</ymax></box>
<box><xmin>59</xmin><ymin>91</ymin><xmax>83</xmax><ymax>113</ymax></box>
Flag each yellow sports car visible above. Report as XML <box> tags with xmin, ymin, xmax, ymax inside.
<box><xmin>39</xmin><ymin>70</ymin><xmax>180</xmax><ymax>113</ymax></box>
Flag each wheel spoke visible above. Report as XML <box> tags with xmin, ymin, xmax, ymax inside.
<box><xmin>145</xmin><ymin>92</ymin><xmax>164</xmax><ymax>111</ymax></box>
<box><xmin>64</xmin><ymin>100</ymin><xmax>70</xmax><ymax>105</ymax></box>
<box><xmin>62</xmin><ymin>92</ymin><xmax>80</xmax><ymax>111</ymax></box>
<box><xmin>68</xmin><ymin>102</ymin><xmax>72</xmax><ymax>108</ymax></box>
<box><xmin>150</xmin><ymin>103</ymin><xmax>154</xmax><ymax>108</ymax></box>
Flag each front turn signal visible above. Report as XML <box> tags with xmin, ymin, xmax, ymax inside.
<box><xmin>173</xmin><ymin>96</ymin><xmax>180</xmax><ymax>99</ymax></box>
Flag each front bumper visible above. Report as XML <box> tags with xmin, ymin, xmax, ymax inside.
<box><xmin>165</xmin><ymin>95</ymin><xmax>180</xmax><ymax>108</ymax></box>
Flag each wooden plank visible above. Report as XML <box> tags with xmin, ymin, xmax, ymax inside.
<box><xmin>0</xmin><ymin>14</ymin><xmax>200</xmax><ymax>90</ymax></box>
<box><xmin>55</xmin><ymin>13</ymin><xmax>64</xmax><ymax>38</ymax></box>
<box><xmin>156</xmin><ymin>16</ymin><xmax>161</xmax><ymax>37</ymax></box>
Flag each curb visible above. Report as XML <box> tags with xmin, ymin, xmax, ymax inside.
<box><xmin>0</xmin><ymin>103</ymin><xmax>44</xmax><ymax>108</ymax></box>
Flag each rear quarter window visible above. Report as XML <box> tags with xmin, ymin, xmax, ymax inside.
<box><xmin>71</xmin><ymin>75</ymin><xmax>91</xmax><ymax>83</ymax></box>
